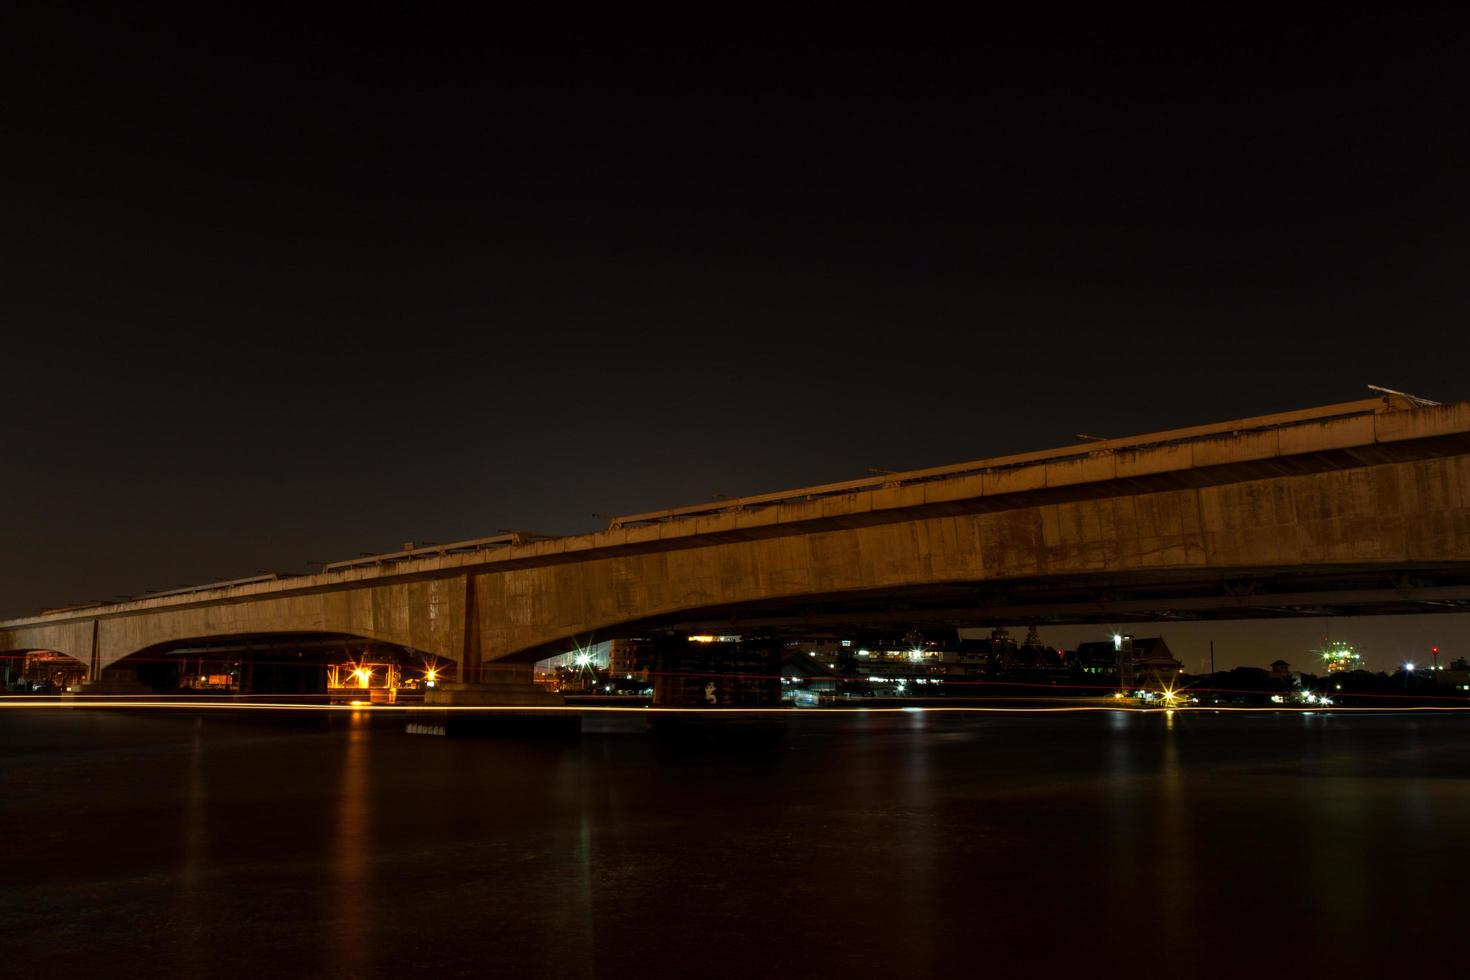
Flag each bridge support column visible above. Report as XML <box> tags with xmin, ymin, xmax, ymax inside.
<box><xmin>88</xmin><ymin>620</ymin><xmax>100</xmax><ymax>682</ymax></box>
<box><xmin>72</xmin><ymin>667</ymin><xmax>151</xmax><ymax>696</ymax></box>
<box><xmin>412</xmin><ymin>664</ymin><xmax>574</xmax><ymax>736</ymax></box>
<box><xmin>460</xmin><ymin>573</ymin><xmax>485</xmax><ymax>683</ymax></box>
<box><xmin>404</xmin><ymin>578</ymin><xmax>566</xmax><ymax>717</ymax></box>
<box><xmin>423</xmin><ymin>665</ymin><xmax>561</xmax><ymax>706</ymax></box>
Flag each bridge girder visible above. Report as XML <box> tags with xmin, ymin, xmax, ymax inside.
<box><xmin>6</xmin><ymin>398</ymin><xmax>1470</xmax><ymax>674</ymax></box>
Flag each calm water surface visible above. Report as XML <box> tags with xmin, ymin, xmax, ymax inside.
<box><xmin>2</xmin><ymin>708</ymin><xmax>1468</xmax><ymax>978</ymax></box>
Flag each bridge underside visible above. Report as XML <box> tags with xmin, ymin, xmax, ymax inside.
<box><xmin>567</xmin><ymin>563</ymin><xmax>1470</xmax><ymax>649</ymax></box>
<box><xmin>123</xmin><ymin>631</ymin><xmax>443</xmax><ymax>662</ymax></box>
<box><xmin>101</xmin><ymin>632</ymin><xmax>452</xmax><ymax>693</ymax></box>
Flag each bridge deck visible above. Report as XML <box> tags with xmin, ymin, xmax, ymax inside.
<box><xmin>609</xmin><ymin>397</ymin><xmax>1398</xmax><ymax>527</ymax></box>
<box><xmin>5</xmin><ymin>394</ymin><xmax>1469</xmax><ymax>635</ymax></box>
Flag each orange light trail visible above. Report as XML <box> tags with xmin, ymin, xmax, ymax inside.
<box><xmin>2</xmin><ymin>700</ymin><xmax>1470</xmax><ymax>715</ymax></box>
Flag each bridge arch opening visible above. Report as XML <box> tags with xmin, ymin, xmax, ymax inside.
<box><xmin>103</xmin><ymin>632</ymin><xmax>456</xmax><ymax>696</ymax></box>
<box><xmin>507</xmin><ymin>562</ymin><xmax>1470</xmax><ymax>707</ymax></box>
<box><xmin>4</xmin><ymin>649</ymin><xmax>88</xmax><ymax>693</ymax></box>
<box><xmin>507</xmin><ymin>560</ymin><xmax>1470</xmax><ymax>667</ymax></box>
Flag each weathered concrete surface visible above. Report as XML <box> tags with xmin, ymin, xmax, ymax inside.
<box><xmin>6</xmin><ymin>397</ymin><xmax>1470</xmax><ymax>678</ymax></box>
<box><xmin>2</xmin><ymin>577</ymin><xmax>468</xmax><ymax>677</ymax></box>
<box><xmin>424</xmin><ymin>666</ymin><xmax>562</xmax><ymax>706</ymax></box>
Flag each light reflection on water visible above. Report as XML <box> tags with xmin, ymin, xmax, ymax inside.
<box><xmin>176</xmin><ymin>723</ymin><xmax>206</xmax><ymax>977</ymax></box>
<box><xmin>3</xmin><ymin>709</ymin><xmax>1469</xmax><ymax>978</ymax></box>
<box><xmin>332</xmin><ymin>719</ymin><xmax>372</xmax><ymax>978</ymax></box>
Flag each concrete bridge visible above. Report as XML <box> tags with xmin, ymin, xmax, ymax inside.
<box><xmin>6</xmin><ymin>394</ymin><xmax>1470</xmax><ymax>686</ymax></box>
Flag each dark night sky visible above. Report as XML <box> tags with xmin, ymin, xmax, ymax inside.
<box><xmin>4</xmin><ymin>13</ymin><xmax>1468</xmax><ymax>666</ymax></box>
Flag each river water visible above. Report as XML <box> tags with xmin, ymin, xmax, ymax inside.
<box><xmin>2</xmin><ymin>707</ymin><xmax>1467</xmax><ymax>978</ymax></box>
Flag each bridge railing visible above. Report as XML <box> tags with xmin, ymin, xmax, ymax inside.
<box><xmin>320</xmin><ymin>532</ymin><xmax>559</xmax><ymax>573</ymax></box>
<box><xmin>132</xmin><ymin>573</ymin><xmax>290</xmax><ymax>601</ymax></box>
<box><xmin>607</xmin><ymin>397</ymin><xmax>1397</xmax><ymax>529</ymax></box>
<box><xmin>13</xmin><ymin>394</ymin><xmax>1440</xmax><ymax>620</ymax></box>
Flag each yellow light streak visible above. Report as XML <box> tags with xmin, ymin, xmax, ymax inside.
<box><xmin>1</xmin><ymin>701</ymin><xmax>1470</xmax><ymax>715</ymax></box>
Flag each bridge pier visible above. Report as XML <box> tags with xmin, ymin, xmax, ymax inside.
<box><xmin>409</xmin><ymin>664</ymin><xmax>577</xmax><ymax>736</ymax></box>
<box><xmin>423</xmin><ymin>665</ymin><xmax>561</xmax><ymax>707</ymax></box>
<box><xmin>70</xmin><ymin>667</ymin><xmax>151</xmax><ymax>696</ymax></box>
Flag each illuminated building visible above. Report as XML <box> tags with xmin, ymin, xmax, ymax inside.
<box><xmin>8</xmin><ymin>651</ymin><xmax>88</xmax><ymax>693</ymax></box>
<box><xmin>607</xmin><ymin>638</ymin><xmax>651</xmax><ymax>677</ymax></box>
<box><xmin>536</xmin><ymin>641</ymin><xmax>612</xmax><ymax>673</ymax></box>
<box><xmin>1073</xmin><ymin>640</ymin><xmax>1122</xmax><ymax>675</ymax></box>
<box><xmin>326</xmin><ymin>661</ymin><xmax>400</xmax><ymax>704</ymax></box>
<box><xmin>1071</xmin><ymin>635</ymin><xmax>1183</xmax><ymax>688</ymax></box>
<box><xmin>1127</xmin><ymin>637</ymin><xmax>1185</xmax><ymax>688</ymax></box>
<box><xmin>1319</xmin><ymin>640</ymin><xmax>1362</xmax><ymax>673</ymax></box>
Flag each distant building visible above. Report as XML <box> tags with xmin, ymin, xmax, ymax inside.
<box><xmin>1319</xmin><ymin>640</ymin><xmax>1362</xmax><ymax>673</ymax></box>
<box><xmin>653</xmin><ymin>636</ymin><xmax>780</xmax><ymax>707</ymax></box>
<box><xmin>1073</xmin><ymin>640</ymin><xmax>1121</xmax><ymax>675</ymax></box>
<box><xmin>780</xmin><ymin>649</ymin><xmax>843</xmax><ymax>703</ymax></box>
<box><xmin>1440</xmin><ymin>657</ymin><xmax>1470</xmax><ymax>690</ymax></box>
<box><xmin>535</xmin><ymin>641</ymin><xmax>612</xmax><ymax>687</ymax></box>
<box><xmin>1129</xmin><ymin>637</ymin><xmax>1184</xmax><ymax>688</ymax></box>
<box><xmin>1270</xmin><ymin>659</ymin><xmax>1292</xmax><ymax>681</ymax></box>
<box><xmin>1070</xmin><ymin>635</ymin><xmax>1182</xmax><ymax>687</ymax></box>
<box><xmin>776</xmin><ymin>629</ymin><xmax>1068</xmax><ymax>697</ymax></box>
<box><xmin>608</xmin><ymin>638</ymin><xmax>651</xmax><ymax>678</ymax></box>
<box><xmin>9</xmin><ymin>650</ymin><xmax>87</xmax><ymax>692</ymax></box>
